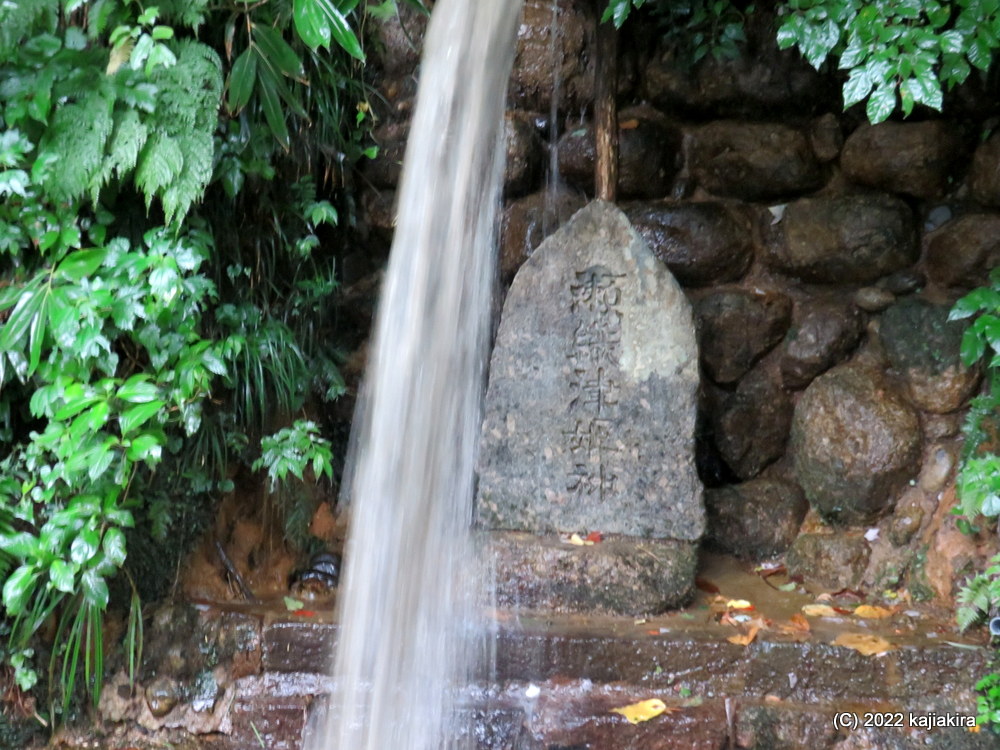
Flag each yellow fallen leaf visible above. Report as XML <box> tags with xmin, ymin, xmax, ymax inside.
<box><xmin>853</xmin><ymin>605</ymin><xmax>894</xmax><ymax>619</ymax></box>
<box><xmin>726</xmin><ymin>599</ymin><xmax>753</xmax><ymax>610</ymax></box>
<box><xmin>565</xmin><ymin>533</ymin><xmax>594</xmax><ymax>546</ymax></box>
<box><xmin>831</xmin><ymin>632</ymin><xmax>895</xmax><ymax>656</ymax></box>
<box><xmin>727</xmin><ymin>625</ymin><xmax>760</xmax><ymax>647</ymax></box>
<box><xmin>610</xmin><ymin>698</ymin><xmax>669</xmax><ymax>724</ymax></box>
<box><xmin>802</xmin><ymin>604</ymin><xmax>838</xmax><ymax>618</ymax></box>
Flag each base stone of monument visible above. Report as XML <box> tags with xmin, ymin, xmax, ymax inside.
<box><xmin>485</xmin><ymin>532</ymin><xmax>698</xmax><ymax>615</ymax></box>
<box><xmin>477</xmin><ymin>201</ymin><xmax>703</xmax><ymax>614</ymax></box>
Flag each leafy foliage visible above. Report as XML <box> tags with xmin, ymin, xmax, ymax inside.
<box><xmin>0</xmin><ymin>0</ymin><xmax>361</xmax><ymax>725</ymax></box>
<box><xmin>977</xmin><ymin>672</ymin><xmax>1000</xmax><ymax>731</ymax></box>
<box><xmin>776</xmin><ymin>0</ymin><xmax>1000</xmax><ymax>122</ymax></box>
<box><xmin>606</xmin><ymin>0</ymin><xmax>1000</xmax><ymax>123</ymax></box>
<box><xmin>949</xmin><ymin>269</ymin><xmax>1000</xmax><ymax>521</ymax></box>
<box><xmin>957</xmin><ymin>554</ymin><xmax>1000</xmax><ymax>630</ymax></box>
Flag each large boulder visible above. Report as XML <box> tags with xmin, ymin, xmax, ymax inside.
<box><xmin>880</xmin><ymin>298</ymin><xmax>981</xmax><ymax>413</ymax></box>
<box><xmin>557</xmin><ymin>110</ymin><xmax>681</xmax><ymax>198</ymax></box>
<box><xmin>624</xmin><ymin>201</ymin><xmax>754</xmax><ymax>287</ymax></box>
<box><xmin>688</xmin><ymin>122</ymin><xmax>825</xmax><ymax>201</ymax></box>
<box><xmin>705</xmin><ymin>479</ymin><xmax>807</xmax><ymax>559</ymax></box>
<box><xmin>969</xmin><ymin>132</ymin><xmax>1000</xmax><ymax>206</ymax></box>
<box><xmin>785</xmin><ymin>533</ymin><xmax>871</xmax><ymax>590</ymax></box>
<box><xmin>925</xmin><ymin>213</ymin><xmax>1000</xmax><ymax>290</ymax></box>
<box><xmin>765</xmin><ymin>194</ymin><xmax>917</xmax><ymax>283</ymax></box>
<box><xmin>840</xmin><ymin>121</ymin><xmax>962</xmax><ymax>199</ymax></box>
<box><xmin>712</xmin><ymin>365</ymin><xmax>793</xmax><ymax>480</ymax></box>
<box><xmin>791</xmin><ymin>363</ymin><xmax>922</xmax><ymax>525</ymax></box>
<box><xmin>499</xmin><ymin>188</ymin><xmax>587</xmax><ymax>282</ymax></box>
<box><xmin>695</xmin><ymin>289</ymin><xmax>792</xmax><ymax>384</ymax></box>
<box><xmin>779</xmin><ymin>298</ymin><xmax>863</xmax><ymax>389</ymax></box>
<box><xmin>503</xmin><ymin>111</ymin><xmax>544</xmax><ymax>197</ymax></box>
<box><xmin>510</xmin><ymin>0</ymin><xmax>595</xmax><ymax>111</ymax></box>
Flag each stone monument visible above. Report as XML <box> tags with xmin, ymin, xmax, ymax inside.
<box><xmin>476</xmin><ymin>201</ymin><xmax>704</xmax><ymax>614</ymax></box>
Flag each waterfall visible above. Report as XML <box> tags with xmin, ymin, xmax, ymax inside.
<box><xmin>309</xmin><ymin>2</ymin><xmax>523</xmax><ymax>749</ymax></box>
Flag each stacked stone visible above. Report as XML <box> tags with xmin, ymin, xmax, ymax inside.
<box><xmin>356</xmin><ymin>0</ymin><xmax>997</xmax><ymax>601</ymax></box>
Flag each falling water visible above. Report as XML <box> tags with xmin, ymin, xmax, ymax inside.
<box><xmin>310</xmin><ymin>2</ymin><xmax>523</xmax><ymax>750</ymax></box>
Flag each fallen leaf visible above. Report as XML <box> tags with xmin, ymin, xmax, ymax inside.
<box><xmin>831</xmin><ymin>632</ymin><xmax>895</xmax><ymax>656</ymax></box>
<box><xmin>610</xmin><ymin>698</ymin><xmax>671</xmax><ymax>724</ymax></box>
<box><xmin>620</xmin><ymin>118</ymin><xmax>640</xmax><ymax>129</ymax></box>
<box><xmin>789</xmin><ymin>613</ymin><xmax>811</xmax><ymax>632</ymax></box>
<box><xmin>764</xmin><ymin>694</ymin><xmax>783</xmax><ymax>703</ymax></box>
<box><xmin>727</xmin><ymin>625</ymin><xmax>760</xmax><ymax>646</ymax></box>
<box><xmin>585</xmin><ymin>531</ymin><xmax>603</xmax><ymax>543</ymax></box>
<box><xmin>695</xmin><ymin>577</ymin><xmax>720</xmax><ymax>594</ymax></box>
<box><xmin>853</xmin><ymin>605</ymin><xmax>894</xmax><ymax>619</ymax></box>
<box><xmin>283</xmin><ymin>596</ymin><xmax>304</xmax><ymax>612</ymax></box>
<box><xmin>726</xmin><ymin>599</ymin><xmax>753</xmax><ymax>610</ymax></box>
<box><xmin>565</xmin><ymin>533</ymin><xmax>594</xmax><ymax>546</ymax></box>
<box><xmin>296</xmin><ymin>609</ymin><xmax>316</xmax><ymax>617</ymax></box>
<box><xmin>777</xmin><ymin>582</ymin><xmax>798</xmax><ymax>592</ymax></box>
<box><xmin>801</xmin><ymin>604</ymin><xmax>838</xmax><ymax>618</ymax></box>
<box><xmin>816</xmin><ymin>593</ymin><xmax>834</xmax><ymax>602</ymax></box>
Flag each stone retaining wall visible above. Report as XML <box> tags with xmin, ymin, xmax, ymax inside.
<box><xmin>348</xmin><ymin>1</ymin><xmax>1000</xmax><ymax>601</ymax></box>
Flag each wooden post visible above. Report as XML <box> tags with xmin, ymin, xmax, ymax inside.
<box><xmin>594</xmin><ymin>2</ymin><xmax>618</xmax><ymax>203</ymax></box>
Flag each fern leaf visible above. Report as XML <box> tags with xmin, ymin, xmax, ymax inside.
<box><xmin>0</xmin><ymin>0</ymin><xmax>59</xmax><ymax>59</ymax></box>
<box><xmin>135</xmin><ymin>133</ymin><xmax>183</xmax><ymax>208</ymax></box>
<box><xmin>109</xmin><ymin>110</ymin><xmax>150</xmax><ymax>179</ymax></box>
<box><xmin>41</xmin><ymin>88</ymin><xmax>115</xmax><ymax>203</ymax></box>
<box><xmin>161</xmin><ymin>130</ymin><xmax>213</xmax><ymax>225</ymax></box>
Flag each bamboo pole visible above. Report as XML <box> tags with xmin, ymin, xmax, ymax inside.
<box><xmin>594</xmin><ymin>3</ymin><xmax>618</xmax><ymax>202</ymax></box>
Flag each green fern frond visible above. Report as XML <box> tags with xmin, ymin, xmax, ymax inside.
<box><xmin>108</xmin><ymin>109</ymin><xmax>150</xmax><ymax>179</ymax></box>
<box><xmin>161</xmin><ymin>130</ymin><xmax>212</xmax><ymax>224</ymax></box>
<box><xmin>156</xmin><ymin>0</ymin><xmax>211</xmax><ymax>32</ymax></box>
<box><xmin>135</xmin><ymin>132</ymin><xmax>183</xmax><ymax>206</ymax></box>
<box><xmin>41</xmin><ymin>88</ymin><xmax>115</xmax><ymax>203</ymax></box>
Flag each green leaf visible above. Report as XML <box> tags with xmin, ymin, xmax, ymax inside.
<box><xmin>0</xmin><ymin>533</ymin><xmax>39</xmax><ymax>559</ymax></box>
<box><xmin>316</xmin><ymin>0</ymin><xmax>364</xmax><ymax>60</ymax></box>
<box><xmin>842</xmin><ymin>66</ymin><xmax>873</xmax><ymax>108</ymax></box>
<box><xmin>256</xmin><ymin>64</ymin><xmax>290</xmax><ymax>150</ymax></box>
<box><xmin>81</xmin><ymin>568</ymin><xmax>109</xmax><ymax>609</ymax></box>
<box><xmin>117</xmin><ymin>376</ymin><xmax>160</xmax><ymax>403</ymax></box>
<box><xmin>102</xmin><ymin>528</ymin><xmax>127</xmax><ymax>567</ymax></box>
<box><xmin>866</xmin><ymin>83</ymin><xmax>897</xmax><ymax>124</ymax></box>
<box><xmin>49</xmin><ymin>559</ymin><xmax>76</xmax><ymax>593</ymax></box>
<box><xmin>294</xmin><ymin>0</ymin><xmax>332</xmax><ymax>49</ymax></box>
<box><xmin>961</xmin><ymin>328</ymin><xmax>987</xmax><ymax>365</ymax></box>
<box><xmin>0</xmin><ymin>281</ymin><xmax>44</xmax><ymax>355</ymax></box>
<box><xmin>119</xmin><ymin>400</ymin><xmax>165</xmax><ymax>435</ymax></box>
<box><xmin>126</xmin><ymin>433</ymin><xmax>162</xmax><ymax>462</ymax></box>
<box><xmin>252</xmin><ymin>24</ymin><xmax>304</xmax><ymax>79</ymax></box>
<box><xmin>227</xmin><ymin>48</ymin><xmax>257</xmax><ymax>114</ymax></box>
<box><xmin>70</xmin><ymin>527</ymin><xmax>100</xmax><ymax>565</ymax></box>
<box><xmin>3</xmin><ymin>565</ymin><xmax>38</xmax><ymax>615</ymax></box>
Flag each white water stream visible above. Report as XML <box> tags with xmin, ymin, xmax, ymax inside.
<box><xmin>309</xmin><ymin>2</ymin><xmax>523</xmax><ymax>749</ymax></box>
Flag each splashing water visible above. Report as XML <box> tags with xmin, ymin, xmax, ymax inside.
<box><xmin>310</xmin><ymin>2</ymin><xmax>523</xmax><ymax>749</ymax></box>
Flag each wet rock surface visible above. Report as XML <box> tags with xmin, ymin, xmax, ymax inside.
<box><xmin>503</xmin><ymin>111</ymin><xmax>544</xmax><ymax>197</ymax></box>
<box><xmin>880</xmin><ymin>298</ymin><xmax>980</xmax><ymax>413</ymax></box>
<box><xmin>780</xmin><ymin>298</ymin><xmax>863</xmax><ymax>389</ymax></box>
<box><xmin>478</xmin><ymin>202</ymin><xmax>703</xmax><ymax>541</ymax></box>
<box><xmin>925</xmin><ymin>212</ymin><xmax>1000</xmax><ymax>290</ymax></box>
<box><xmin>695</xmin><ymin>289</ymin><xmax>792</xmax><ymax>384</ymax></box>
<box><xmin>510</xmin><ymin>0</ymin><xmax>595</xmax><ymax>111</ymax></box>
<box><xmin>500</xmin><ymin>188</ymin><xmax>586</xmax><ymax>282</ymax></box>
<box><xmin>642</xmin><ymin>42</ymin><xmax>830</xmax><ymax>119</ymax></box>
<box><xmin>689</xmin><ymin>121</ymin><xmax>825</xmax><ymax>201</ymax></box>
<box><xmin>624</xmin><ymin>200</ymin><xmax>754</xmax><ymax>287</ymax></box>
<box><xmin>486</xmin><ymin>531</ymin><xmax>698</xmax><ymax>614</ymax></box>
<box><xmin>841</xmin><ymin>121</ymin><xmax>962</xmax><ymax>198</ymax></box>
<box><xmin>712</xmin><ymin>364</ymin><xmax>794</xmax><ymax>479</ymax></box>
<box><xmin>791</xmin><ymin>363</ymin><xmax>922</xmax><ymax>524</ymax></box>
<box><xmin>968</xmin><ymin>131</ymin><xmax>1000</xmax><ymax>206</ymax></box>
<box><xmin>765</xmin><ymin>194</ymin><xmax>917</xmax><ymax>283</ymax></box>
<box><xmin>785</xmin><ymin>532</ymin><xmax>871</xmax><ymax>589</ymax></box>
<box><xmin>557</xmin><ymin>111</ymin><xmax>681</xmax><ymax>198</ymax></box>
<box><xmin>705</xmin><ymin>478</ymin><xmax>807</xmax><ymax>559</ymax></box>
